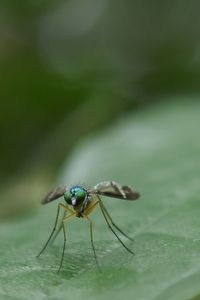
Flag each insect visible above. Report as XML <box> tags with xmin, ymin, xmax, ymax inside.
<box><xmin>37</xmin><ymin>181</ymin><xmax>140</xmax><ymax>271</ymax></box>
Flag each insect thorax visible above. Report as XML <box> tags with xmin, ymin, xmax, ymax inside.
<box><xmin>73</xmin><ymin>195</ymin><xmax>94</xmax><ymax>217</ymax></box>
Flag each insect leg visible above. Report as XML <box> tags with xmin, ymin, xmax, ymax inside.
<box><xmin>83</xmin><ymin>214</ymin><xmax>101</xmax><ymax>272</ymax></box>
<box><xmin>56</xmin><ymin>212</ymin><xmax>76</xmax><ymax>272</ymax></box>
<box><xmin>37</xmin><ymin>203</ymin><xmax>74</xmax><ymax>257</ymax></box>
<box><xmin>50</xmin><ymin>210</ymin><xmax>67</xmax><ymax>245</ymax></box>
<box><xmin>84</xmin><ymin>198</ymin><xmax>99</xmax><ymax>216</ymax></box>
<box><xmin>58</xmin><ymin>221</ymin><xmax>66</xmax><ymax>272</ymax></box>
<box><xmin>99</xmin><ymin>199</ymin><xmax>134</xmax><ymax>241</ymax></box>
<box><xmin>37</xmin><ymin>203</ymin><xmax>61</xmax><ymax>257</ymax></box>
<box><xmin>98</xmin><ymin>199</ymin><xmax>134</xmax><ymax>255</ymax></box>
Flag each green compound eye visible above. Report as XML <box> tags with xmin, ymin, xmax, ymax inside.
<box><xmin>76</xmin><ymin>189</ymin><xmax>86</xmax><ymax>200</ymax></box>
<box><xmin>63</xmin><ymin>190</ymin><xmax>72</xmax><ymax>204</ymax></box>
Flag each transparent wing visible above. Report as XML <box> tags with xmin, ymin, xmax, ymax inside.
<box><xmin>41</xmin><ymin>186</ymin><xmax>67</xmax><ymax>204</ymax></box>
<box><xmin>89</xmin><ymin>181</ymin><xmax>140</xmax><ymax>200</ymax></box>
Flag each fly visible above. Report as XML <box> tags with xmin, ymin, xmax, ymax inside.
<box><xmin>37</xmin><ymin>181</ymin><xmax>140</xmax><ymax>271</ymax></box>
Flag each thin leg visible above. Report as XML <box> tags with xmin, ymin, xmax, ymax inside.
<box><xmin>83</xmin><ymin>214</ymin><xmax>101</xmax><ymax>272</ymax></box>
<box><xmin>58</xmin><ymin>221</ymin><xmax>66</xmax><ymax>272</ymax></box>
<box><xmin>84</xmin><ymin>198</ymin><xmax>99</xmax><ymax>216</ymax></box>
<box><xmin>51</xmin><ymin>210</ymin><xmax>67</xmax><ymax>245</ymax></box>
<box><xmin>99</xmin><ymin>199</ymin><xmax>134</xmax><ymax>241</ymax></box>
<box><xmin>37</xmin><ymin>203</ymin><xmax>61</xmax><ymax>257</ymax></box>
<box><xmin>57</xmin><ymin>213</ymin><xmax>76</xmax><ymax>272</ymax></box>
<box><xmin>98</xmin><ymin>200</ymin><xmax>134</xmax><ymax>255</ymax></box>
<box><xmin>37</xmin><ymin>203</ymin><xmax>74</xmax><ymax>257</ymax></box>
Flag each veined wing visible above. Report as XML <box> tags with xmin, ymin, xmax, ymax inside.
<box><xmin>41</xmin><ymin>186</ymin><xmax>67</xmax><ymax>204</ymax></box>
<box><xmin>89</xmin><ymin>181</ymin><xmax>140</xmax><ymax>200</ymax></box>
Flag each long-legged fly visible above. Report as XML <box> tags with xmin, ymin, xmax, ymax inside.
<box><xmin>37</xmin><ymin>181</ymin><xmax>140</xmax><ymax>271</ymax></box>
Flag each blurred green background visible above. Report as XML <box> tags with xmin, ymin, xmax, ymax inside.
<box><xmin>1</xmin><ymin>2</ymin><xmax>200</xmax><ymax>299</ymax></box>
<box><xmin>1</xmin><ymin>0</ymin><xmax>200</xmax><ymax>218</ymax></box>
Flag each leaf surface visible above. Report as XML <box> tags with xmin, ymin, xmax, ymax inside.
<box><xmin>1</xmin><ymin>100</ymin><xmax>200</xmax><ymax>300</ymax></box>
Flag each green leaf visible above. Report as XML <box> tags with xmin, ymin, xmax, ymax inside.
<box><xmin>1</xmin><ymin>99</ymin><xmax>200</xmax><ymax>300</ymax></box>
